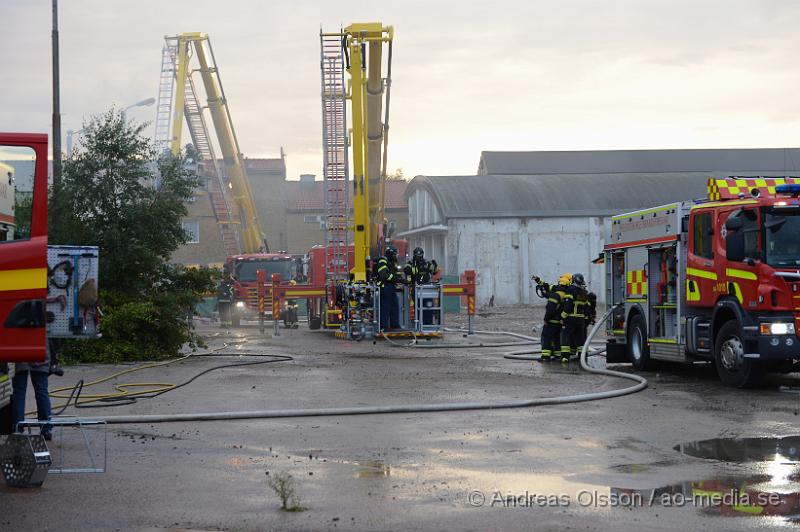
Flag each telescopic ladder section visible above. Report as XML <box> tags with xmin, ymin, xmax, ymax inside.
<box><xmin>320</xmin><ymin>30</ymin><xmax>350</xmax><ymax>284</ymax></box>
<box><xmin>157</xmin><ymin>34</ymin><xmax>241</xmax><ymax>257</ymax></box>
<box><xmin>183</xmin><ymin>74</ymin><xmax>241</xmax><ymax>257</ymax></box>
<box><xmin>154</xmin><ymin>41</ymin><xmax>178</xmax><ymax>155</ymax></box>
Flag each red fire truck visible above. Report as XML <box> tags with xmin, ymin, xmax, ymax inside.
<box><xmin>304</xmin><ymin>240</ymin><xmax>409</xmax><ymax>331</ymax></box>
<box><xmin>219</xmin><ymin>253</ymin><xmax>301</xmax><ymax>327</ymax></box>
<box><xmin>605</xmin><ymin>176</ymin><xmax>800</xmax><ymax>387</ymax></box>
<box><xmin>0</xmin><ymin>133</ymin><xmax>49</xmax><ymax>432</ymax></box>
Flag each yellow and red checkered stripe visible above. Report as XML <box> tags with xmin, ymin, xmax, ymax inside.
<box><xmin>627</xmin><ymin>269</ymin><xmax>647</xmax><ymax>297</ymax></box>
<box><xmin>707</xmin><ymin>177</ymin><xmax>800</xmax><ymax>201</ymax></box>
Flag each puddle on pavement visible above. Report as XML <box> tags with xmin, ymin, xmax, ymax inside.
<box><xmin>354</xmin><ymin>459</ymin><xmax>391</xmax><ymax>478</ymax></box>
<box><xmin>612</xmin><ymin>472</ymin><xmax>800</xmax><ymax>520</ymax></box>
<box><xmin>610</xmin><ymin>459</ymin><xmax>678</xmax><ymax>474</ymax></box>
<box><xmin>613</xmin><ymin>436</ymin><xmax>800</xmax><ymax>522</ymax></box>
<box><xmin>674</xmin><ymin>435</ymin><xmax>800</xmax><ymax>463</ymax></box>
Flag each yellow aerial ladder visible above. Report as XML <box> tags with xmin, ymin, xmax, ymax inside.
<box><xmin>154</xmin><ymin>32</ymin><xmax>267</xmax><ymax>254</ymax></box>
<box><xmin>319</xmin><ymin>22</ymin><xmax>421</xmax><ymax>340</ymax></box>
<box><xmin>311</xmin><ymin>23</ymin><xmax>473</xmax><ymax>339</ymax></box>
<box><xmin>344</xmin><ymin>23</ymin><xmax>394</xmax><ymax>281</ymax></box>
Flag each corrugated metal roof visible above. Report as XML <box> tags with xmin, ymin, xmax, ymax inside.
<box><xmin>478</xmin><ymin>149</ymin><xmax>800</xmax><ymax>175</ymax></box>
<box><xmin>409</xmin><ymin>172</ymin><xmax>795</xmax><ymax>218</ymax></box>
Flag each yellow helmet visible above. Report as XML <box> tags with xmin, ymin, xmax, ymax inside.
<box><xmin>558</xmin><ymin>273</ymin><xmax>572</xmax><ymax>286</ymax></box>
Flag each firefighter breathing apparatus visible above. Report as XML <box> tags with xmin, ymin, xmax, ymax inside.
<box><xmin>46</xmin><ymin>305</ymin><xmax>646</xmax><ymax>425</ymax></box>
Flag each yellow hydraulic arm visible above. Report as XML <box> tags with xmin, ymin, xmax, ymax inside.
<box><xmin>169</xmin><ymin>32</ymin><xmax>266</xmax><ymax>253</ymax></box>
<box><xmin>344</xmin><ymin>23</ymin><xmax>393</xmax><ymax>281</ymax></box>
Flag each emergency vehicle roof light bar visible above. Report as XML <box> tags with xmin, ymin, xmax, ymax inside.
<box><xmin>775</xmin><ymin>183</ymin><xmax>800</xmax><ymax>197</ymax></box>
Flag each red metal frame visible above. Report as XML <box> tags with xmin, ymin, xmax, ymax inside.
<box><xmin>257</xmin><ymin>269</ymin><xmax>478</xmax><ymax>331</ymax></box>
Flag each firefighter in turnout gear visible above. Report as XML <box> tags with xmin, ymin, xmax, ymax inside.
<box><xmin>405</xmin><ymin>247</ymin><xmax>439</xmax><ymax>326</ymax></box>
<box><xmin>560</xmin><ymin>273</ymin><xmax>589</xmax><ymax>362</ymax></box>
<box><xmin>536</xmin><ymin>273</ymin><xmax>571</xmax><ymax>361</ymax></box>
<box><xmin>283</xmin><ymin>280</ymin><xmax>300</xmax><ymax>329</ymax></box>
<box><xmin>376</xmin><ymin>245</ymin><xmax>403</xmax><ymax>330</ymax></box>
<box><xmin>404</xmin><ymin>247</ymin><xmax>438</xmax><ymax>285</ymax></box>
<box><xmin>585</xmin><ymin>291</ymin><xmax>597</xmax><ymax>335</ymax></box>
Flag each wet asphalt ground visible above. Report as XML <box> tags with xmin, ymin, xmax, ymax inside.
<box><xmin>2</xmin><ymin>305</ymin><xmax>800</xmax><ymax>531</ymax></box>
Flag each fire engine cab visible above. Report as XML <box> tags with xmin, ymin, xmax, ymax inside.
<box><xmin>605</xmin><ymin>176</ymin><xmax>800</xmax><ymax>387</ymax></box>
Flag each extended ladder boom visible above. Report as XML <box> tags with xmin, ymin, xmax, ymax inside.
<box><xmin>320</xmin><ymin>29</ymin><xmax>351</xmax><ymax>284</ymax></box>
<box><xmin>344</xmin><ymin>23</ymin><xmax>393</xmax><ymax>281</ymax></box>
<box><xmin>161</xmin><ymin>32</ymin><xmax>267</xmax><ymax>254</ymax></box>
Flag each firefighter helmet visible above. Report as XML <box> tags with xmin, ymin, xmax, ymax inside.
<box><xmin>385</xmin><ymin>245</ymin><xmax>398</xmax><ymax>261</ymax></box>
<box><xmin>558</xmin><ymin>273</ymin><xmax>572</xmax><ymax>286</ymax></box>
<box><xmin>413</xmin><ymin>247</ymin><xmax>425</xmax><ymax>260</ymax></box>
<box><xmin>572</xmin><ymin>273</ymin><xmax>586</xmax><ymax>288</ymax></box>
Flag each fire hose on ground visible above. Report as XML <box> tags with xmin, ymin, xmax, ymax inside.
<box><xmin>56</xmin><ymin>306</ymin><xmax>647</xmax><ymax>425</ymax></box>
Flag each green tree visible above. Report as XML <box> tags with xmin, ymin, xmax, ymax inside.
<box><xmin>386</xmin><ymin>167</ymin><xmax>405</xmax><ymax>181</ymax></box>
<box><xmin>51</xmin><ymin>110</ymin><xmax>197</xmax><ymax>293</ymax></box>
<box><xmin>13</xmin><ymin>191</ymin><xmax>32</xmax><ymax>239</ymax></box>
<box><xmin>53</xmin><ymin>110</ymin><xmax>216</xmax><ymax>362</ymax></box>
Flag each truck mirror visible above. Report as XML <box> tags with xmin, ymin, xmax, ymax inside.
<box><xmin>725</xmin><ymin>216</ymin><xmax>743</xmax><ymax>231</ymax></box>
<box><xmin>726</xmin><ymin>230</ymin><xmax>745</xmax><ymax>262</ymax></box>
<box><xmin>765</xmin><ymin>215</ymin><xmax>787</xmax><ymax>233</ymax></box>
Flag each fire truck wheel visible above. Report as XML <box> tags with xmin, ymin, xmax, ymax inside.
<box><xmin>627</xmin><ymin>314</ymin><xmax>653</xmax><ymax>371</ymax></box>
<box><xmin>714</xmin><ymin>320</ymin><xmax>764</xmax><ymax>388</ymax></box>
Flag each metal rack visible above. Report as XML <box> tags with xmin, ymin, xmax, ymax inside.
<box><xmin>18</xmin><ymin>418</ymin><xmax>107</xmax><ymax>475</ymax></box>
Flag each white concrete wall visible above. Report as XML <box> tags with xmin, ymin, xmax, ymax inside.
<box><xmin>446</xmin><ymin>217</ymin><xmax>606</xmax><ymax>306</ymax></box>
<box><xmin>408</xmin><ymin>189</ymin><xmax>442</xmax><ymax>229</ymax></box>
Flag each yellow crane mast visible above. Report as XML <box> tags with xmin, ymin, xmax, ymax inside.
<box><xmin>167</xmin><ymin>32</ymin><xmax>266</xmax><ymax>253</ymax></box>
<box><xmin>344</xmin><ymin>23</ymin><xmax>393</xmax><ymax>281</ymax></box>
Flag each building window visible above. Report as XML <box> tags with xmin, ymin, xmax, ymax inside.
<box><xmin>304</xmin><ymin>215</ymin><xmax>322</xmax><ymax>223</ymax></box>
<box><xmin>182</xmin><ymin>220</ymin><xmax>200</xmax><ymax>244</ymax></box>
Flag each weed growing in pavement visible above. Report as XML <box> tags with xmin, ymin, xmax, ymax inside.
<box><xmin>266</xmin><ymin>470</ymin><xmax>307</xmax><ymax>512</ymax></box>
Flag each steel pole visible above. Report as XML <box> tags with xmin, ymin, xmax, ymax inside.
<box><xmin>51</xmin><ymin>0</ymin><xmax>62</xmax><ymax>214</ymax></box>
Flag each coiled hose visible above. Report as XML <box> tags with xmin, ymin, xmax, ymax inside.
<box><xmin>95</xmin><ymin>306</ymin><xmax>646</xmax><ymax>425</ymax></box>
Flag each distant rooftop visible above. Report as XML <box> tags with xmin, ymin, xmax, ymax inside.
<box><xmin>244</xmin><ymin>158</ymin><xmax>286</xmax><ymax>173</ymax></box>
<box><xmin>478</xmin><ymin>148</ymin><xmax>800</xmax><ymax>175</ymax></box>
<box><xmin>408</xmin><ymin>172</ymin><xmax>798</xmax><ymax>219</ymax></box>
<box><xmin>287</xmin><ymin>179</ymin><xmax>408</xmax><ymax>211</ymax></box>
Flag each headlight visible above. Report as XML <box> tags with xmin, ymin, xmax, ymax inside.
<box><xmin>759</xmin><ymin>322</ymin><xmax>796</xmax><ymax>335</ymax></box>
<box><xmin>236</xmin><ymin>301</ymin><xmax>246</xmax><ymax>308</ymax></box>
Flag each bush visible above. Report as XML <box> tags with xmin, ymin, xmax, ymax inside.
<box><xmin>50</xmin><ymin>110</ymin><xmax>215</xmax><ymax>364</ymax></box>
<box><xmin>61</xmin><ymin>266</ymin><xmax>217</xmax><ymax>364</ymax></box>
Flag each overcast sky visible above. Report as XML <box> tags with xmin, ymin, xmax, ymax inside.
<box><xmin>3</xmin><ymin>0</ymin><xmax>800</xmax><ymax>180</ymax></box>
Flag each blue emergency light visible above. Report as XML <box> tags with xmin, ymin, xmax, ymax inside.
<box><xmin>776</xmin><ymin>183</ymin><xmax>800</xmax><ymax>195</ymax></box>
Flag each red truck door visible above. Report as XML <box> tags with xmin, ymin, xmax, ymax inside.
<box><xmin>720</xmin><ymin>206</ymin><xmax>760</xmax><ymax>307</ymax></box>
<box><xmin>0</xmin><ymin>134</ymin><xmax>49</xmax><ymax>362</ymax></box>
<box><xmin>686</xmin><ymin>208</ymin><xmax>717</xmax><ymax>306</ymax></box>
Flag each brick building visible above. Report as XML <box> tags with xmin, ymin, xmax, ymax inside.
<box><xmin>171</xmin><ymin>156</ymin><xmax>287</xmax><ymax>267</ymax></box>
<box><xmin>171</xmin><ymin>157</ymin><xmax>409</xmax><ymax>265</ymax></box>
<box><xmin>284</xmin><ymin>175</ymin><xmax>409</xmax><ymax>254</ymax></box>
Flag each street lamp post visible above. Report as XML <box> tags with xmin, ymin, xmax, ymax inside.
<box><xmin>121</xmin><ymin>97</ymin><xmax>156</xmax><ymax>122</ymax></box>
<box><xmin>52</xmin><ymin>0</ymin><xmax>62</xmax><ymax>226</ymax></box>
<box><xmin>67</xmin><ymin>98</ymin><xmax>155</xmax><ymax>157</ymax></box>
